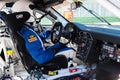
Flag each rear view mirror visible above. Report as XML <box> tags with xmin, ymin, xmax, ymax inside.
<box><xmin>71</xmin><ymin>1</ymin><xmax>83</xmax><ymax>9</ymax></box>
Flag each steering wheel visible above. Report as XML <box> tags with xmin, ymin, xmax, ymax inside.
<box><xmin>51</xmin><ymin>22</ymin><xmax>72</xmax><ymax>44</ymax></box>
<box><xmin>51</xmin><ymin>22</ymin><xmax>63</xmax><ymax>44</ymax></box>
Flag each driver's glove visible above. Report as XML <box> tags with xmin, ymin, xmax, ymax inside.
<box><xmin>39</xmin><ymin>30</ymin><xmax>51</xmax><ymax>40</ymax></box>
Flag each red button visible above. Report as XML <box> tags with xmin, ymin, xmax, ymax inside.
<box><xmin>69</xmin><ymin>68</ymin><xmax>78</xmax><ymax>73</ymax></box>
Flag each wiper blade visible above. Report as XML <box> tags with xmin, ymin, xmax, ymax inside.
<box><xmin>81</xmin><ymin>5</ymin><xmax>111</xmax><ymax>25</ymax></box>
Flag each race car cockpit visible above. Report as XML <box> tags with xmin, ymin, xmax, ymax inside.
<box><xmin>0</xmin><ymin>0</ymin><xmax>84</xmax><ymax>79</ymax></box>
<box><xmin>0</xmin><ymin>0</ymin><xmax>120</xmax><ymax>80</ymax></box>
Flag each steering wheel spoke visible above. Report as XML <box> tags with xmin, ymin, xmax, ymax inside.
<box><xmin>51</xmin><ymin>22</ymin><xmax>62</xmax><ymax>44</ymax></box>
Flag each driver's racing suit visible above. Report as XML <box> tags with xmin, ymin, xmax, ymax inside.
<box><xmin>20</xmin><ymin>27</ymin><xmax>68</xmax><ymax>64</ymax></box>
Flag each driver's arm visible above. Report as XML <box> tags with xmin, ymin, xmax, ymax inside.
<box><xmin>39</xmin><ymin>30</ymin><xmax>51</xmax><ymax>41</ymax></box>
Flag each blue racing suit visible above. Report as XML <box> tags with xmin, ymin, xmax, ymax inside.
<box><xmin>20</xmin><ymin>26</ymin><xmax>68</xmax><ymax>64</ymax></box>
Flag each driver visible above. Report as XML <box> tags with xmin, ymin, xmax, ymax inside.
<box><xmin>11</xmin><ymin>0</ymin><xmax>77</xmax><ymax>64</ymax></box>
<box><xmin>0</xmin><ymin>11</ymin><xmax>75</xmax><ymax>65</ymax></box>
<box><xmin>20</xmin><ymin>26</ymin><xmax>74</xmax><ymax>64</ymax></box>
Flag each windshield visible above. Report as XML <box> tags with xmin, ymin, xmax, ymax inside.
<box><xmin>53</xmin><ymin>0</ymin><xmax>120</xmax><ymax>25</ymax></box>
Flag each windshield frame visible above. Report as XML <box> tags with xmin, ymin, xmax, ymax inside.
<box><xmin>48</xmin><ymin>7</ymin><xmax>69</xmax><ymax>26</ymax></box>
<box><xmin>52</xmin><ymin>0</ymin><xmax>120</xmax><ymax>25</ymax></box>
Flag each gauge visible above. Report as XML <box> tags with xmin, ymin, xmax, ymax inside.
<box><xmin>65</xmin><ymin>23</ymin><xmax>74</xmax><ymax>32</ymax></box>
<box><xmin>68</xmin><ymin>25</ymin><xmax>74</xmax><ymax>32</ymax></box>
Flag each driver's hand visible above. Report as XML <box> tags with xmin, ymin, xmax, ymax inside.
<box><xmin>46</xmin><ymin>30</ymin><xmax>51</xmax><ymax>34</ymax></box>
<box><xmin>40</xmin><ymin>30</ymin><xmax>51</xmax><ymax>39</ymax></box>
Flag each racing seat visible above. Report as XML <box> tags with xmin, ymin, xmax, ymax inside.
<box><xmin>2</xmin><ymin>11</ymin><xmax>68</xmax><ymax>73</ymax></box>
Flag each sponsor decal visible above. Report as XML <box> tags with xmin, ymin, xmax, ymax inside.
<box><xmin>16</xmin><ymin>14</ymin><xmax>23</xmax><ymax>19</ymax></box>
<box><xmin>28</xmin><ymin>35</ymin><xmax>37</xmax><ymax>42</ymax></box>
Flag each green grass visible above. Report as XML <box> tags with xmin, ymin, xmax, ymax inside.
<box><xmin>72</xmin><ymin>17</ymin><xmax>120</xmax><ymax>24</ymax></box>
<box><xmin>40</xmin><ymin>17</ymin><xmax>120</xmax><ymax>25</ymax></box>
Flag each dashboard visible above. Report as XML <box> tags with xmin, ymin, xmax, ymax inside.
<box><xmin>64</xmin><ymin>22</ymin><xmax>120</xmax><ymax>79</ymax></box>
<box><xmin>64</xmin><ymin>22</ymin><xmax>120</xmax><ymax>64</ymax></box>
<box><xmin>75</xmin><ymin>31</ymin><xmax>94</xmax><ymax>62</ymax></box>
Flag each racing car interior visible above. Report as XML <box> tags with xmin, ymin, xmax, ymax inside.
<box><xmin>0</xmin><ymin>0</ymin><xmax>120</xmax><ymax>80</ymax></box>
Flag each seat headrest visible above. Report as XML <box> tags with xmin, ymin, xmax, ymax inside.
<box><xmin>5</xmin><ymin>11</ymin><xmax>30</xmax><ymax>24</ymax></box>
<box><xmin>3</xmin><ymin>11</ymin><xmax>30</xmax><ymax>32</ymax></box>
